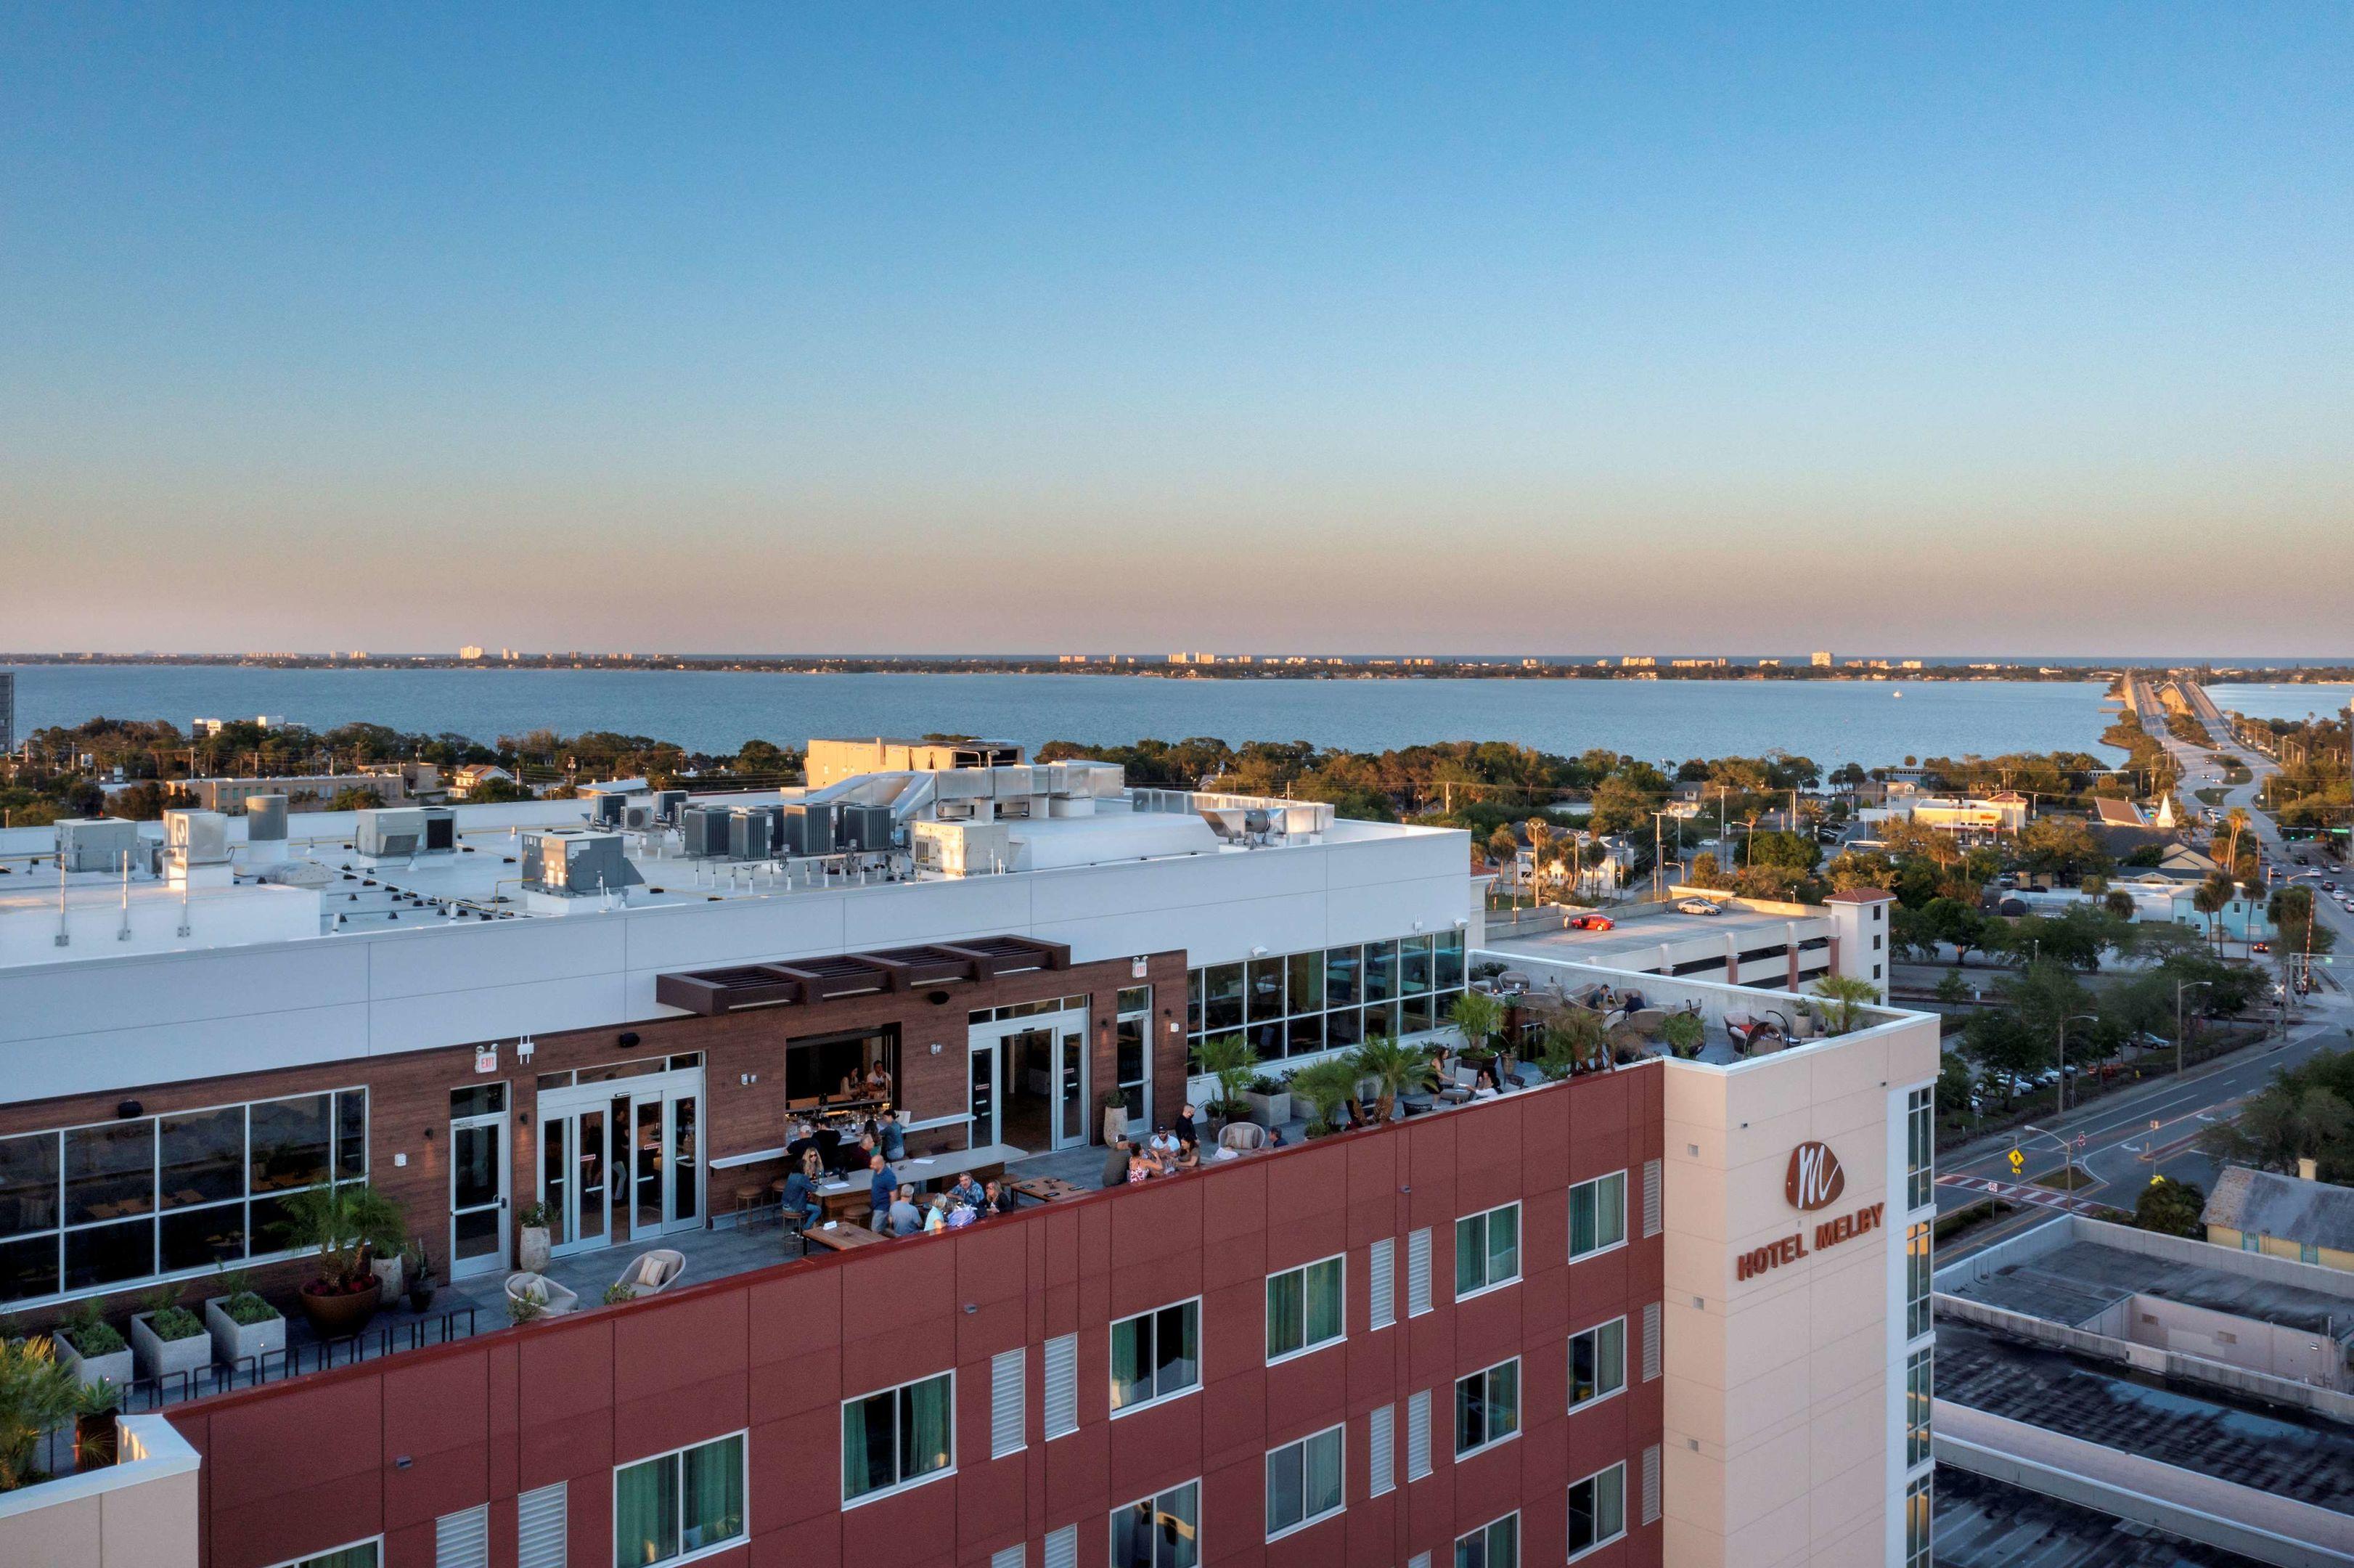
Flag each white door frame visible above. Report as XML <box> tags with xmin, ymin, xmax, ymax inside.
<box><xmin>968</xmin><ymin>1005</ymin><xmax>1091</xmax><ymax>1152</ymax></box>
<box><xmin>449</xmin><ymin>1106</ymin><xmax>510</xmax><ymax>1281</ymax></box>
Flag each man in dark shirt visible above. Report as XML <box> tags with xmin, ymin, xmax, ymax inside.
<box><xmin>780</xmin><ymin>1167</ymin><xmax>821</xmax><ymax>1230</ymax></box>
<box><xmin>867</xmin><ymin>1153</ymin><xmax>896</xmax><ymax>1232</ymax></box>
<box><xmin>1174</xmin><ymin>1103</ymin><xmax>1198</xmax><ymax>1148</ymax></box>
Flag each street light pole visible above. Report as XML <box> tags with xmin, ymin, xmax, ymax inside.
<box><xmin>2173</xmin><ymin>979</ymin><xmax>2212</xmax><ymax>1081</ymax></box>
<box><xmin>2058</xmin><ymin>1013</ymin><xmax>2098</xmax><ymax>1114</ymax></box>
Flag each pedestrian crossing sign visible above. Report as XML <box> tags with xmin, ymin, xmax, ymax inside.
<box><xmin>2008</xmin><ymin>1148</ymin><xmax>2023</xmax><ymax>1174</ymax></box>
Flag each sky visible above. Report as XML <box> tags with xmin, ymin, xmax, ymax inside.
<box><xmin>3</xmin><ymin>4</ymin><xmax>2350</xmax><ymax>657</ymax></box>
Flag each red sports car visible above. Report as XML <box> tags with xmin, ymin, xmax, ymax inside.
<box><xmin>1567</xmin><ymin>914</ymin><xmax>1615</xmax><ymax>931</ymax></box>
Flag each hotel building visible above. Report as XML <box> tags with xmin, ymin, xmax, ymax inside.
<box><xmin>0</xmin><ymin>748</ymin><xmax>1935</xmax><ymax>1568</ymax></box>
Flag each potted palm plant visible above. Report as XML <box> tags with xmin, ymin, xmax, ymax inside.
<box><xmin>1350</xmin><ymin>1034</ymin><xmax>1436</xmax><ymax>1120</ymax></box>
<box><xmin>1288</xmin><ymin>1058</ymin><xmax>1362</xmax><ymax>1138</ymax></box>
<box><xmin>1810</xmin><ymin>975</ymin><xmax>1879</xmax><ymax>1035</ymax></box>
<box><xmin>203</xmin><ymin>1271</ymin><xmax>285</xmax><ymax>1368</ymax></box>
<box><xmin>71</xmin><ymin>1376</ymin><xmax>120</xmax><ymax>1471</ymax></box>
<box><xmin>403</xmin><ymin>1241</ymin><xmax>436</xmax><ymax>1315</ymax></box>
<box><xmin>1450</xmin><ymin>990</ymin><xmax>1504</xmax><ymax>1060</ymax></box>
<box><xmin>1534</xmin><ymin>1008</ymin><xmax>1611</xmax><ymax>1080</ymax></box>
<box><xmin>0</xmin><ymin>1335</ymin><xmax>81</xmax><ymax>1492</ymax></box>
<box><xmin>130</xmin><ymin>1284</ymin><xmax>211</xmax><ymax>1382</ymax></box>
<box><xmin>1190</xmin><ymin>1033</ymin><xmax>1259</xmax><ymax>1132</ymax></box>
<box><xmin>52</xmin><ymin>1302</ymin><xmax>131</xmax><ymax>1392</ymax></box>
<box><xmin>1660</xmin><ymin>1011</ymin><xmax>1707</xmax><ymax>1061</ymax></box>
<box><xmin>275</xmin><ymin>1181</ymin><xmax>404</xmax><ymax>1337</ymax></box>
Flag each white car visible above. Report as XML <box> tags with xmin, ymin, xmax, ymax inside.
<box><xmin>1675</xmin><ymin>898</ymin><xmax>1723</xmax><ymax>916</ymax></box>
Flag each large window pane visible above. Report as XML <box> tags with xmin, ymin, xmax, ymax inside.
<box><xmin>159</xmin><ymin>1106</ymin><xmax>245</xmax><ymax>1209</ymax></box>
<box><xmin>335</xmin><ymin>1090</ymin><xmax>368</xmax><ymax>1180</ymax></box>
<box><xmin>1363</xmin><ymin>942</ymin><xmax>1397</xmax><ymax>1003</ymax></box>
<box><xmin>1246</xmin><ymin>958</ymin><xmax>1286</xmax><ymax>1023</ymax></box>
<box><xmin>1402</xmin><ymin>992</ymin><xmax>1433</xmax><ymax>1035</ymax></box>
<box><xmin>680</xmin><ymin>1434</ymin><xmax>743</xmax><ymax>1553</ymax></box>
<box><xmin>1113</xmin><ymin>1481</ymin><xmax>1198</xmax><ymax>1568</ymax></box>
<box><xmin>1400</xmin><ymin>934</ymin><xmax>1432</xmax><ymax>995</ymax></box>
<box><xmin>0</xmin><ymin>1133</ymin><xmax>59</xmax><ymax>1238</ymax></box>
<box><xmin>1266</xmin><ymin>1445</ymin><xmax>1304</xmax><ymax>1535</ymax></box>
<box><xmin>1324</xmin><ymin>947</ymin><xmax>1361</xmax><ymax>1008</ymax></box>
<box><xmin>64</xmin><ymin>1122</ymin><xmax>153</xmax><ymax>1227</ymax></box>
<box><xmin>613</xmin><ymin>1451</ymin><xmax>678</xmax><ymax>1568</ymax></box>
<box><xmin>249</xmin><ymin>1095</ymin><xmax>331</xmax><ymax>1194</ymax></box>
<box><xmin>1303</xmin><ymin>1257</ymin><xmax>1341</xmax><ymax>1344</ymax></box>
<box><xmin>160</xmin><ymin>1204</ymin><xmax>246</xmax><ymax>1272</ymax></box>
<box><xmin>1362</xmin><ymin>1000</ymin><xmax>1399</xmax><ymax>1042</ymax></box>
<box><xmin>65</xmin><ymin>1217</ymin><xmax>152</xmax><ymax>1292</ymax></box>
<box><xmin>0</xmin><ymin>1234</ymin><xmax>60</xmax><ymax>1306</ymax></box>
<box><xmin>896</xmin><ymin>1376</ymin><xmax>952</xmax><ymax>1488</ymax></box>
<box><xmin>1155</xmin><ymin>1303</ymin><xmax>1198</xmax><ymax>1397</ymax></box>
<box><xmin>1285</xmin><ymin>1013</ymin><xmax>1324</xmax><ymax>1060</ymax></box>
<box><xmin>1286</xmin><ymin>952</ymin><xmax>1323</xmax><ymax>1014</ymax></box>
<box><xmin>1324</xmin><ymin>1005</ymin><xmax>1362</xmax><ymax>1051</ymax></box>
<box><xmin>1203</xmin><ymin>965</ymin><xmax>1243</xmax><ymax>1033</ymax></box>
<box><xmin>1187</xmin><ymin>970</ymin><xmax>1204</xmax><ymax>1034</ymax></box>
<box><xmin>1436</xmin><ymin>931</ymin><xmax>1465</xmax><ymax>989</ymax></box>
<box><xmin>1267</xmin><ymin>1270</ymin><xmax>1304</xmax><ymax>1360</ymax></box>
<box><xmin>1111</xmin><ymin>1315</ymin><xmax>1151</xmax><ymax>1410</ymax></box>
<box><xmin>843</xmin><ymin>1392</ymin><xmax>896</xmax><ymax>1500</ymax></box>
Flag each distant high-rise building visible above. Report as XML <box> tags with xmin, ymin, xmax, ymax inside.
<box><xmin>1810</xmin><ymin>650</ymin><xmax>1834</xmax><ymax>667</ymax></box>
<box><xmin>458</xmin><ymin>645</ymin><xmax>485</xmax><ymax>661</ymax></box>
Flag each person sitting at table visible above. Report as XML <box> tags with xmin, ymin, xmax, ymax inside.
<box><xmin>800</xmin><ymin>1146</ymin><xmax>826</xmax><ymax>1185</ymax></box>
<box><xmin>923</xmin><ymin>1193</ymin><xmax>952</xmax><ymax>1234</ymax></box>
<box><xmin>888</xmin><ymin>1185</ymin><xmax>925</xmax><ymax>1237</ymax></box>
<box><xmin>839</xmin><ymin>1069</ymin><xmax>863</xmax><ymax>1099</ymax></box>
<box><xmin>880</xmin><ymin>1111</ymin><xmax>907</xmax><ymax>1163</ymax></box>
<box><xmin>1173</xmin><ymin>1138</ymin><xmax>1201</xmax><ymax>1172</ymax></box>
<box><xmin>863</xmin><ymin>1063</ymin><xmax>892</xmax><ymax>1102</ymax></box>
<box><xmin>780</xmin><ymin>1166</ymin><xmax>822</xmax><ymax>1230</ymax></box>
<box><xmin>1126</xmin><ymin>1151</ymin><xmax>1158</xmax><ymax>1183</ymax></box>
<box><xmin>1146</xmin><ymin>1124</ymin><xmax>1180</xmax><ymax>1161</ymax></box>
<box><xmin>867</xmin><ymin>1153</ymin><xmax>897</xmax><ymax>1233</ymax></box>
<box><xmin>981</xmin><ymin>1179</ymin><xmax>1015</xmax><ymax>1216</ymax></box>
<box><xmin>1471</xmin><ymin>1069</ymin><xmax>1500</xmax><ymax>1101</ymax></box>
<box><xmin>947</xmin><ymin>1172</ymin><xmax>986</xmax><ymax>1212</ymax></box>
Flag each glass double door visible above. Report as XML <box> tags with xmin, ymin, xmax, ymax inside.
<box><xmin>540</xmin><ymin>1079</ymin><xmax>699</xmax><ymax>1257</ymax></box>
<box><xmin>969</xmin><ymin>1010</ymin><xmax>1090</xmax><ymax>1151</ymax></box>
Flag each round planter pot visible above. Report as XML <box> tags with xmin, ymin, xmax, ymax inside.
<box><xmin>406</xmin><ymin>1284</ymin><xmax>436</xmax><ymax>1315</ymax></box>
<box><xmin>518</xmin><ymin>1226</ymin><xmax>552</xmax><ymax>1273</ymax></box>
<box><xmin>299</xmin><ymin>1278</ymin><xmax>383</xmax><ymax>1339</ymax></box>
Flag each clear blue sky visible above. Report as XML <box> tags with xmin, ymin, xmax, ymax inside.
<box><xmin>4</xmin><ymin>5</ymin><xmax>2349</xmax><ymax>655</ymax></box>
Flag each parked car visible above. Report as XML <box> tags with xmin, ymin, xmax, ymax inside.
<box><xmin>1567</xmin><ymin>913</ymin><xmax>1615</xmax><ymax>931</ymax></box>
<box><xmin>1675</xmin><ymin>898</ymin><xmax>1722</xmax><ymax>916</ymax></box>
<box><xmin>2252</xmin><ymin>941</ymin><xmax>2271</xmax><ymax>955</ymax></box>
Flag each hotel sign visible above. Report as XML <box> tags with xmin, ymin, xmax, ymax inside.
<box><xmin>1738</xmin><ymin>1140</ymin><xmax>1884</xmax><ymax>1282</ymax></box>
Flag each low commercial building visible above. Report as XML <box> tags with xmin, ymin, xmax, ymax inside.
<box><xmin>2204</xmin><ymin>1161</ymin><xmax>2354</xmax><ymax>1274</ymax></box>
<box><xmin>0</xmin><ymin>745</ymin><xmax>1937</xmax><ymax>1568</ymax></box>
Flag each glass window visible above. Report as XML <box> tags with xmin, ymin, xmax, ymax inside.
<box><xmin>1906</xmin><ymin>1088</ymin><xmax>1933</xmax><ymax>1211</ymax></box>
<box><xmin>1454</xmin><ymin>1511</ymin><xmax>1517</xmax><ymax>1568</ymax></box>
<box><xmin>248</xmin><ymin>1095</ymin><xmax>331</xmax><ymax>1195</ymax></box>
<box><xmin>1906</xmin><ymin>1222</ymin><xmax>1932</xmax><ymax>1340</ymax></box>
<box><xmin>1905</xmin><ymin>1348</ymin><xmax>1933</xmax><ymax>1468</ymax></box>
<box><xmin>1324</xmin><ymin>946</ymin><xmax>1362</xmax><ymax>1008</ymax></box>
<box><xmin>266</xmin><ymin>1541</ymin><xmax>381</xmax><ymax>1568</ymax></box>
<box><xmin>1203</xmin><ymin>964</ymin><xmax>1245</xmax><ymax>1034</ymax></box>
<box><xmin>1363</xmin><ymin>941</ymin><xmax>1397</xmax><ymax>1003</ymax></box>
<box><xmin>1111</xmin><ymin>1479</ymin><xmax>1198</xmax><ymax>1568</ymax></box>
<box><xmin>1118</xmin><ymin>986</ymin><xmax>1151</xmax><ymax>1016</ymax></box>
<box><xmin>1266</xmin><ymin>1256</ymin><xmax>1344</xmax><ymax>1363</ymax></box>
<box><xmin>1362</xmin><ymin>1000</ymin><xmax>1399</xmax><ymax>1043</ymax></box>
<box><xmin>1454</xmin><ymin>1359</ymin><xmax>1519</xmax><ymax>1458</ymax></box>
<box><xmin>1264</xmin><ymin>1424</ymin><xmax>1343</xmax><ymax>1540</ymax></box>
<box><xmin>1435</xmin><ymin>930</ymin><xmax>1465</xmax><ymax>990</ymax></box>
<box><xmin>449</xmin><ymin>1084</ymin><xmax>505</xmax><ymax>1119</ymax></box>
<box><xmin>1324</xmin><ymin>1005</ymin><xmax>1363</xmax><ymax>1051</ymax></box>
<box><xmin>1905</xmin><ymin>1477</ymin><xmax>1931</xmax><ymax>1568</ymax></box>
<box><xmin>1111</xmin><ymin>1300</ymin><xmax>1200</xmax><ymax>1413</ymax></box>
<box><xmin>1286</xmin><ymin>951</ymin><xmax>1323</xmax><ymax>1015</ymax></box>
<box><xmin>1285</xmin><ymin>1013</ymin><xmax>1325</xmax><ymax>1060</ymax></box>
<box><xmin>64</xmin><ymin>1122</ymin><xmax>154</xmax><ymax>1227</ymax></box>
<box><xmin>65</xmin><ymin>1219</ymin><xmax>152</xmax><ymax>1292</ymax></box>
<box><xmin>0</xmin><ymin>1133</ymin><xmax>60</xmax><ymax>1238</ymax></box>
<box><xmin>335</xmin><ymin>1090</ymin><xmax>368</xmax><ymax>1181</ymax></box>
<box><xmin>1400</xmin><ymin>934</ymin><xmax>1433</xmax><ymax>996</ymax></box>
<box><xmin>1401</xmin><ymin>992</ymin><xmax>1433</xmax><ymax>1035</ymax></box>
<box><xmin>1187</xmin><ymin>970</ymin><xmax>1204</xmax><ymax>1035</ymax></box>
<box><xmin>1569</xmin><ymin>1318</ymin><xmax>1626</xmax><ymax>1408</ymax></box>
<box><xmin>1567</xmin><ymin>1462</ymin><xmax>1625</xmax><ymax>1559</ymax></box>
<box><xmin>1455</xmin><ymin>1204</ymin><xmax>1520</xmax><ymax>1299</ymax></box>
<box><xmin>1246</xmin><ymin>958</ymin><xmax>1286</xmax><ymax>1023</ymax></box>
<box><xmin>160</xmin><ymin>1204</ymin><xmax>245</xmax><ymax>1272</ymax></box>
<box><xmin>0</xmin><ymin>1234</ymin><xmax>59</xmax><ymax>1305</ymax></box>
<box><xmin>1569</xmin><ymin>1172</ymin><xmax>1627</xmax><ymax>1259</ymax></box>
<box><xmin>159</xmin><ymin>1106</ymin><xmax>245</xmax><ymax>1209</ymax></box>
<box><xmin>613</xmin><ymin>1432</ymin><xmax>745</xmax><ymax>1567</ymax></box>
<box><xmin>842</xmin><ymin>1373</ymin><xmax>954</xmax><ymax>1503</ymax></box>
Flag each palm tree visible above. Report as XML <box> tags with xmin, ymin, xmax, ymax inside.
<box><xmin>1288</xmin><ymin>1057</ymin><xmax>1362</xmax><ymax>1136</ymax></box>
<box><xmin>1810</xmin><ymin>975</ymin><xmax>1881</xmax><ymax>1035</ymax></box>
<box><xmin>1351</xmin><ymin>1034</ymin><xmax>1436</xmax><ymax>1121</ymax></box>
<box><xmin>2191</xmin><ymin>874</ymin><xmax>2232</xmax><ymax>951</ymax></box>
<box><xmin>2221</xmin><ymin>807</ymin><xmax>2250</xmax><ymax>875</ymax></box>
<box><xmin>1190</xmin><ymin>1033</ymin><xmax>1260</xmax><ymax>1120</ymax></box>
<box><xmin>1535</xmin><ymin>1007</ymin><xmax>1610</xmax><ymax>1078</ymax></box>
<box><xmin>1449</xmin><ymin>990</ymin><xmax>1503</xmax><ymax>1055</ymax></box>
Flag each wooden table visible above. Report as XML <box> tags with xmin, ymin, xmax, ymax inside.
<box><xmin>814</xmin><ymin>1183</ymin><xmax>875</xmax><ymax>1224</ymax></box>
<box><xmin>801</xmin><ymin>1221</ymin><xmax>887</xmax><ymax>1252</ymax></box>
<box><xmin>1009</xmin><ymin>1175</ymin><xmax>1087</xmax><ymax>1205</ymax></box>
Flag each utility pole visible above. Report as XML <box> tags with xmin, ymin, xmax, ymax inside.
<box><xmin>2173</xmin><ymin>979</ymin><xmax>2211</xmax><ymax>1079</ymax></box>
<box><xmin>2059</xmin><ymin>1013</ymin><xmax>2097</xmax><ymax>1114</ymax></box>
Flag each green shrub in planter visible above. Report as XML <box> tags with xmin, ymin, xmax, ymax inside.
<box><xmin>143</xmin><ymin>1286</ymin><xmax>205</xmax><ymax>1344</ymax></box>
<box><xmin>57</xmin><ymin>1303</ymin><xmax>124</xmax><ymax>1360</ymax></box>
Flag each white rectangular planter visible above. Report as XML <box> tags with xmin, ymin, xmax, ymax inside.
<box><xmin>131</xmin><ymin>1312</ymin><xmax>214</xmax><ymax>1383</ymax></box>
<box><xmin>54</xmin><ymin>1331</ymin><xmax>133</xmax><ymax>1392</ymax></box>
<box><xmin>1243</xmin><ymin>1090</ymin><xmax>1291</xmax><ymax>1129</ymax></box>
<box><xmin>204</xmin><ymin>1297</ymin><xmax>286</xmax><ymax>1368</ymax></box>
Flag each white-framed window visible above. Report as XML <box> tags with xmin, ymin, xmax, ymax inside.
<box><xmin>613</xmin><ymin>1432</ymin><xmax>746</xmax><ymax>1568</ymax></box>
<box><xmin>1454</xmin><ymin>1201</ymin><xmax>1521</xmax><ymax>1300</ymax></box>
<box><xmin>0</xmin><ymin>1086</ymin><xmax>370</xmax><ymax>1310</ymax></box>
<box><xmin>1568</xmin><ymin>1317</ymin><xmax>1626</xmax><ymax>1409</ymax></box>
<box><xmin>266</xmin><ymin>1540</ymin><xmax>381</xmax><ymax>1568</ymax></box>
<box><xmin>1111</xmin><ymin>1478</ymin><xmax>1200</xmax><ymax>1568</ymax></box>
<box><xmin>1112</xmin><ymin>1298</ymin><xmax>1201</xmax><ymax>1415</ymax></box>
<box><xmin>1453</xmin><ymin>1510</ymin><xmax>1518</xmax><ymax>1568</ymax></box>
<box><xmin>1264</xmin><ymin>1423</ymin><xmax>1344</xmax><ymax>1540</ymax></box>
<box><xmin>1267</xmin><ymin>1254</ymin><xmax>1344</xmax><ymax>1363</ymax></box>
<box><xmin>1567</xmin><ymin>1461</ymin><xmax>1625</xmax><ymax>1560</ymax></box>
<box><xmin>1906</xmin><ymin>1087</ymin><xmax>1934</xmax><ymax>1210</ymax></box>
<box><xmin>1905</xmin><ymin>1347</ymin><xmax>1933</xmax><ymax>1468</ymax></box>
<box><xmin>1905</xmin><ymin>1475</ymin><xmax>1932</xmax><ymax>1568</ymax></box>
<box><xmin>1453</xmin><ymin>1357</ymin><xmax>1520</xmax><ymax>1459</ymax></box>
<box><xmin>1569</xmin><ymin>1171</ymin><xmax>1627</xmax><ymax>1260</ymax></box>
<box><xmin>1906</xmin><ymin>1222</ymin><xmax>1932</xmax><ymax>1341</ymax></box>
<box><xmin>842</xmin><ymin>1372</ymin><xmax>955</xmax><ymax>1506</ymax></box>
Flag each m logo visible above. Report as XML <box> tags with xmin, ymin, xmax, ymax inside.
<box><xmin>1785</xmin><ymin>1142</ymin><xmax>1845</xmax><ymax>1211</ymax></box>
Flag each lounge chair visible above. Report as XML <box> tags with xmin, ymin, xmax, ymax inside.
<box><xmin>610</xmin><ymin>1249</ymin><xmax>687</xmax><ymax>1300</ymax></box>
<box><xmin>1218</xmin><ymin>1122</ymin><xmax>1269</xmax><ymax>1153</ymax></box>
<box><xmin>505</xmin><ymin>1271</ymin><xmax>579</xmax><ymax>1317</ymax></box>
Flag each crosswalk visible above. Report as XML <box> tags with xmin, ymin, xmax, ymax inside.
<box><xmin>1937</xmin><ymin>1172</ymin><xmax>2111</xmax><ymax>1214</ymax></box>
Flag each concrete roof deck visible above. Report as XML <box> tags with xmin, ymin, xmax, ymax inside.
<box><xmin>1932</xmin><ymin>1467</ymin><xmax>2266</xmax><ymax>1568</ymax></box>
<box><xmin>1937</xmin><ymin>1320</ymin><xmax>2354</xmax><ymax>1513</ymax></box>
<box><xmin>1482</xmin><ymin>900</ymin><xmax>1826</xmax><ymax>969</ymax></box>
<box><xmin>1945</xmin><ymin>1238</ymin><xmax>2354</xmax><ymax>1342</ymax></box>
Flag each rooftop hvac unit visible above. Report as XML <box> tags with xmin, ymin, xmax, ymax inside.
<box><xmin>655</xmin><ymin>789</ymin><xmax>689</xmax><ymax>825</ymax></box>
<box><xmin>421</xmin><ymin>807</ymin><xmax>457</xmax><ymax>853</ymax></box>
<box><xmin>520</xmin><ymin>828</ymin><xmax>645</xmax><ymax>897</ymax></box>
<box><xmin>243</xmin><ymin>795</ymin><xmax>289</xmax><ymax>844</ymax></box>
<box><xmin>782</xmin><ymin>801</ymin><xmax>834</xmax><ymax>856</ymax></box>
<box><xmin>728</xmin><ymin>807</ymin><xmax>777</xmax><ymax>860</ymax></box>
<box><xmin>355</xmin><ymin>807</ymin><xmax>426</xmax><ymax>859</ymax></box>
<box><xmin>680</xmin><ymin>806</ymin><xmax>732</xmax><ymax>858</ymax></box>
<box><xmin>57</xmin><ymin>817</ymin><xmax>141</xmax><ymax>873</ymax></box>
<box><xmin>838</xmin><ymin>803</ymin><xmax>894</xmax><ymax>852</ymax></box>
<box><xmin>165</xmin><ymin>809</ymin><xmax>232</xmax><ymax>865</ymax></box>
<box><xmin>592</xmin><ymin>792</ymin><xmax>628</xmax><ymax>827</ymax></box>
<box><xmin>624</xmin><ymin>806</ymin><xmax>653</xmax><ymax>831</ymax></box>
